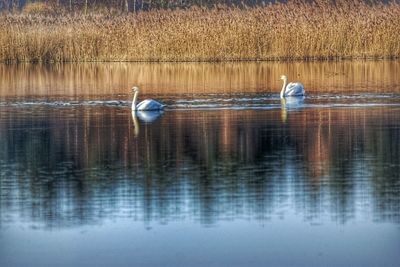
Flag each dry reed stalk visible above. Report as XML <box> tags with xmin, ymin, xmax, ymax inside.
<box><xmin>0</xmin><ymin>1</ymin><xmax>399</xmax><ymax>62</ymax></box>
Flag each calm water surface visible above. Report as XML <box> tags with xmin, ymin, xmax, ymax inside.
<box><xmin>0</xmin><ymin>61</ymin><xmax>399</xmax><ymax>267</ymax></box>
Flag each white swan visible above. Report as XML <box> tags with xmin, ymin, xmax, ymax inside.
<box><xmin>280</xmin><ymin>75</ymin><xmax>305</xmax><ymax>98</ymax></box>
<box><xmin>132</xmin><ymin>86</ymin><xmax>165</xmax><ymax>111</ymax></box>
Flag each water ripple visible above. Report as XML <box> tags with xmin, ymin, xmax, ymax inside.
<box><xmin>1</xmin><ymin>93</ymin><xmax>400</xmax><ymax>110</ymax></box>
<box><xmin>0</xmin><ymin>100</ymin><xmax>131</xmax><ymax>108</ymax></box>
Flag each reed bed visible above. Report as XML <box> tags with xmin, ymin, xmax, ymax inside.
<box><xmin>1</xmin><ymin>1</ymin><xmax>400</xmax><ymax>62</ymax></box>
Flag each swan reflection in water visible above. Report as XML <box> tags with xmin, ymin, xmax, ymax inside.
<box><xmin>131</xmin><ymin>110</ymin><xmax>164</xmax><ymax>136</ymax></box>
<box><xmin>281</xmin><ymin>96</ymin><xmax>305</xmax><ymax>123</ymax></box>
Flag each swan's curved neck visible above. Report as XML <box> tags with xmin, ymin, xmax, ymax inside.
<box><xmin>132</xmin><ymin>90</ymin><xmax>139</xmax><ymax>110</ymax></box>
<box><xmin>280</xmin><ymin>78</ymin><xmax>287</xmax><ymax>99</ymax></box>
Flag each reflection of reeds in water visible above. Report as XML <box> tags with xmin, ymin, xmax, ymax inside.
<box><xmin>0</xmin><ymin>61</ymin><xmax>399</xmax><ymax>97</ymax></box>
<box><xmin>0</xmin><ymin>1</ymin><xmax>400</xmax><ymax>62</ymax></box>
<box><xmin>0</xmin><ymin>107</ymin><xmax>399</xmax><ymax>227</ymax></box>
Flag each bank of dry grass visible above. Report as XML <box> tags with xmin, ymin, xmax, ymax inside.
<box><xmin>1</xmin><ymin>1</ymin><xmax>400</xmax><ymax>62</ymax></box>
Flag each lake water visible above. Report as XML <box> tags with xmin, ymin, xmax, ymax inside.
<box><xmin>0</xmin><ymin>61</ymin><xmax>399</xmax><ymax>267</ymax></box>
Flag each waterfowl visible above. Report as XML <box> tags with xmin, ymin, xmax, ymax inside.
<box><xmin>280</xmin><ymin>75</ymin><xmax>305</xmax><ymax>98</ymax></box>
<box><xmin>131</xmin><ymin>86</ymin><xmax>165</xmax><ymax>111</ymax></box>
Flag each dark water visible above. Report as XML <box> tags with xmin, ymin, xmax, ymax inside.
<box><xmin>0</xmin><ymin>62</ymin><xmax>400</xmax><ymax>267</ymax></box>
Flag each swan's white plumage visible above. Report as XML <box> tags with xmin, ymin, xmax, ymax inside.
<box><xmin>280</xmin><ymin>75</ymin><xmax>305</xmax><ymax>98</ymax></box>
<box><xmin>285</xmin><ymin>82</ymin><xmax>304</xmax><ymax>96</ymax></box>
<box><xmin>136</xmin><ymin>99</ymin><xmax>164</xmax><ymax>111</ymax></box>
<box><xmin>132</xmin><ymin>86</ymin><xmax>164</xmax><ymax>111</ymax></box>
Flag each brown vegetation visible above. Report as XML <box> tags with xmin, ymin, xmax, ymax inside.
<box><xmin>1</xmin><ymin>1</ymin><xmax>400</xmax><ymax>62</ymax></box>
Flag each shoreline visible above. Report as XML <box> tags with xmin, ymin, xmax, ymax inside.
<box><xmin>1</xmin><ymin>57</ymin><xmax>399</xmax><ymax>64</ymax></box>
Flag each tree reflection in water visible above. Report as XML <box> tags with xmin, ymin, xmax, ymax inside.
<box><xmin>0</xmin><ymin>106</ymin><xmax>399</xmax><ymax>228</ymax></box>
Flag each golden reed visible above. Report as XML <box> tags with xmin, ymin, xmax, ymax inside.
<box><xmin>1</xmin><ymin>0</ymin><xmax>399</xmax><ymax>62</ymax></box>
